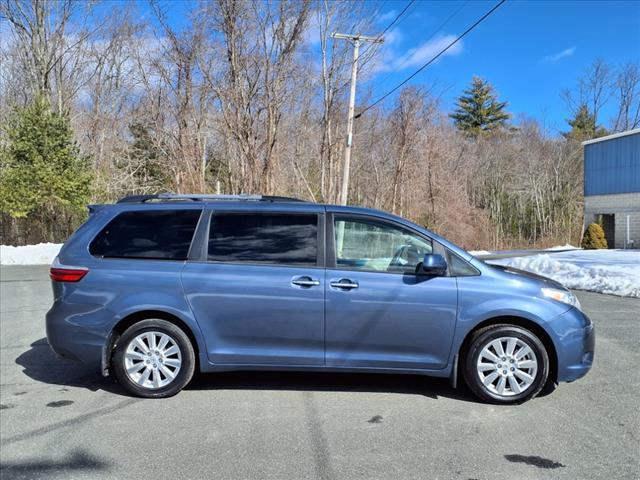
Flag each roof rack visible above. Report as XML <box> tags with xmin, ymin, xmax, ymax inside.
<box><xmin>116</xmin><ymin>193</ymin><xmax>307</xmax><ymax>204</ymax></box>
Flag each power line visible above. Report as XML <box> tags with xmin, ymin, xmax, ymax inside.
<box><xmin>355</xmin><ymin>0</ymin><xmax>507</xmax><ymax>119</ymax></box>
<box><xmin>377</xmin><ymin>0</ymin><xmax>416</xmax><ymax>40</ymax></box>
<box><xmin>368</xmin><ymin>0</ymin><xmax>470</xmax><ymax>93</ymax></box>
<box><xmin>424</xmin><ymin>0</ymin><xmax>471</xmax><ymax>45</ymax></box>
<box><xmin>358</xmin><ymin>0</ymin><xmax>416</xmax><ymax>67</ymax></box>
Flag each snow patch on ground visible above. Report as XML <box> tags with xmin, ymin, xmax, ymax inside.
<box><xmin>0</xmin><ymin>243</ymin><xmax>62</xmax><ymax>265</ymax></box>
<box><xmin>490</xmin><ymin>250</ymin><xmax>640</xmax><ymax>298</ymax></box>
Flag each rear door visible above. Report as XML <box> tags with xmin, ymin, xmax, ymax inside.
<box><xmin>182</xmin><ymin>207</ymin><xmax>325</xmax><ymax>365</ymax></box>
<box><xmin>325</xmin><ymin>213</ymin><xmax>458</xmax><ymax>370</ymax></box>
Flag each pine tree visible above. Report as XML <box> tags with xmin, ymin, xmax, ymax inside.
<box><xmin>0</xmin><ymin>97</ymin><xmax>92</xmax><ymax>219</ymax></box>
<box><xmin>127</xmin><ymin>122</ymin><xmax>169</xmax><ymax>189</ymax></box>
<box><xmin>563</xmin><ymin>104</ymin><xmax>608</xmax><ymax>142</ymax></box>
<box><xmin>450</xmin><ymin>76</ymin><xmax>512</xmax><ymax>136</ymax></box>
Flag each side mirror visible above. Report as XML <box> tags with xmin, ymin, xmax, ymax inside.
<box><xmin>418</xmin><ymin>254</ymin><xmax>448</xmax><ymax>276</ymax></box>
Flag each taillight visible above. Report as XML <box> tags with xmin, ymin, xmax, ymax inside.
<box><xmin>49</xmin><ymin>257</ymin><xmax>88</xmax><ymax>282</ymax></box>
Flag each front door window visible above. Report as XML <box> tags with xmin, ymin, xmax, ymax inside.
<box><xmin>334</xmin><ymin>218</ymin><xmax>432</xmax><ymax>274</ymax></box>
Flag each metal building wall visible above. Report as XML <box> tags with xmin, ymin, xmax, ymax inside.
<box><xmin>584</xmin><ymin>132</ymin><xmax>640</xmax><ymax>196</ymax></box>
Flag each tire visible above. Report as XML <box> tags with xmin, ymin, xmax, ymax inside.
<box><xmin>538</xmin><ymin>378</ymin><xmax>558</xmax><ymax>398</ymax></box>
<box><xmin>112</xmin><ymin>319</ymin><xmax>196</xmax><ymax>398</ymax></box>
<box><xmin>462</xmin><ymin>324</ymin><xmax>549</xmax><ymax>405</ymax></box>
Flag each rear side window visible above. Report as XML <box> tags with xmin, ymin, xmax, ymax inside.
<box><xmin>208</xmin><ymin>213</ymin><xmax>318</xmax><ymax>266</ymax></box>
<box><xmin>90</xmin><ymin>209</ymin><xmax>202</xmax><ymax>260</ymax></box>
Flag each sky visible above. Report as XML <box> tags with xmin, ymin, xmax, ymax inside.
<box><xmin>361</xmin><ymin>0</ymin><xmax>640</xmax><ymax>134</ymax></box>
<box><xmin>122</xmin><ymin>0</ymin><xmax>640</xmax><ymax>136</ymax></box>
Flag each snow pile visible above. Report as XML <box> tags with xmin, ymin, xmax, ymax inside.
<box><xmin>471</xmin><ymin>245</ymin><xmax>580</xmax><ymax>256</ymax></box>
<box><xmin>490</xmin><ymin>250</ymin><xmax>640</xmax><ymax>298</ymax></box>
<box><xmin>545</xmin><ymin>244</ymin><xmax>579</xmax><ymax>251</ymax></box>
<box><xmin>0</xmin><ymin>243</ymin><xmax>62</xmax><ymax>265</ymax></box>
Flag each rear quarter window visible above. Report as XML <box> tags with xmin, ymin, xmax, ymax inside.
<box><xmin>90</xmin><ymin>209</ymin><xmax>202</xmax><ymax>260</ymax></box>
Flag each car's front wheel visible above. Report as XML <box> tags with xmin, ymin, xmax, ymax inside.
<box><xmin>463</xmin><ymin>324</ymin><xmax>549</xmax><ymax>404</ymax></box>
<box><xmin>113</xmin><ymin>319</ymin><xmax>195</xmax><ymax>398</ymax></box>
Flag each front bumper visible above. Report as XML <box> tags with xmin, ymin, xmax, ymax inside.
<box><xmin>548</xmin><ymin>307</ymin><xmax>595</xmax><ymax>383</ymax></box>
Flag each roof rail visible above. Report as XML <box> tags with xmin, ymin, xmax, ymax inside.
<box><xmin>117</xmin><ymin>194</ymin><xmax>160</xmax><ymax>203</ymax></box>
<box><xmin>116</xmin><ymin>193</ymin><xmax>307</xmax><ymax>204</ymax></box>
<box><xmin>260</xmin><ymin>195</ymin><xmax>307</xmax><ymax>203</ymax></box>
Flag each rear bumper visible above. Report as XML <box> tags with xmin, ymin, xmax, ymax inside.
<box><xmin>548</xmin><ymin>307</ymin><xmax>595</xmax><ymax>383</ymax></box>
<box><xmin>45</xmin><ymin>300</ymin><xmax>108</xmax><ymax>370</ymax></box>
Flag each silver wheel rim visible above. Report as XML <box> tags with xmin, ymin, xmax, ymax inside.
<box><xmin>124</xmin><ymin>331</ymin><xmax>182</xmax><ymax>390</ymax></box>
<box><xmin>476</xmin><ymin>336</ymin><xmax>538</xmax><ymax>397</ymax></box>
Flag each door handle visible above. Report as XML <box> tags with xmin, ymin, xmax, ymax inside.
<box><xmin>330</xmin><ymin>278</ymin><xmax>359</xmax><ymax>290</ymax></box>
<box><xmin>291</xmin><ymin>276</ymin><xmax>320</xmax><ymax>288</ymax></box>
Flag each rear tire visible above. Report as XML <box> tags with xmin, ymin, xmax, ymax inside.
<box><xmin>113</xmin><ymin>319</ymin><xmax>195</xmax><ymax>398</ymax></box>
<box><xmin>462</xmin><ymin>324</ymin><xmax>549</xmax><ymax>404</ymax></box>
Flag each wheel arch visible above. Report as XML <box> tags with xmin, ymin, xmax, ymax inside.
<box><xmin>457</xmin><ymin>316</ymin><xmax>558</xmax><ymax>384</ymax></box>
<box><xmin>103</xmin><ymin>310</ymin><xmax>201</xmax><ymax>376</ymax></box>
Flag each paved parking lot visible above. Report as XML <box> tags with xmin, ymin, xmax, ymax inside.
<box><xmin>0</xmin><ymin>265</ymin><xmax>638</xmax><ymax>480</ymax></box>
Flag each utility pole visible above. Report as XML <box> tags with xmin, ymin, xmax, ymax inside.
<box><xmin>332</xmin><ymin>33</ymin><xmax>383</xmax><ymax>205</ymax></box>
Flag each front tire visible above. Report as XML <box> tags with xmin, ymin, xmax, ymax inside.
<box><xmin>113</xmin><ymin>319</ymin><xmax>195</xmax><ymax>398</ymax></box>
<box><xmin>462</xmin><ymin>324</ymin><xmax>549</xmax><ymax>404</ymax></box>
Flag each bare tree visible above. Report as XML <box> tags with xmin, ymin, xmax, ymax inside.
<box><xmin>141</xmin><ymin>0</ymin><xmax>214</xmax><ymax>193</ymax></box>
<box><xmin>0</xmin><ymin>0</ymin><xmax>95</xmax><ymax>113</ymax></box>
<box><xmin>612</xmin><ymin>62</ymin><xmax>640</xmax><ymax>131</ymax></box>
<box><xmin>202</xmin><ymin>0</ymin><xmax>311</xmax><ymax>194</ymax></box>
<box><xmin>562</xmin><ymin>58</ymin><xmax>613</xmax><ymax>127</ymax></box>
<box><xmin>388</xmin><ymin>87</ymin><xmax>427</xmax><ymax>215</ymax></box>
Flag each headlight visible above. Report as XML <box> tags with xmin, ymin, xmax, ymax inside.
<box><xmin>541</xmin><ymin>287</ymin><xmax>581</xmax><ymax>310</ymax></box>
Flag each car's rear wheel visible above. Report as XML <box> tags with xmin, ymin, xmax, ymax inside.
<box><xmin>113</xmin><ymin>319</ymin><xmax>195</xmax><ymax>398</ymax></box>
<box><xmin>463</xmin><ymin>324</ymin><xmax>549</xmax><ymax>404</ymax></box>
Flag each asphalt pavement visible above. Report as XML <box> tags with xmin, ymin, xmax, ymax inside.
<box><xmin>0</xmin><ymin>265</ymin><xmax>638</xmax><ymax>480</ymax></box>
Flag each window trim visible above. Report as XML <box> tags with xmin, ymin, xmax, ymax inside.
<box><xmin>89</xmin><ymin>208</ymin><xmax>204</xmax><ymax>262</ymax></box>
<box><xmin>199</xmin><ymin>210</ymin><xmax>325</xmax><ymax>268</ymax></box>
<box><xmin>188</xmin><ymin>209</ymin><xmax>212</xmax><ymax>262</ymax></box>
<box><xmin>326</xmin><ymin>213</ymin><xmax>437</xmax><ymax>276</ymax></box>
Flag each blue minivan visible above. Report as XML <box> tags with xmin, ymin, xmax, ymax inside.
<box><xmin>46</xmin><ymin>194</ymin><xmax>594</xmax><ymax>403</ymax></box>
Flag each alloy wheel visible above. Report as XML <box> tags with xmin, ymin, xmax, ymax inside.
<box><xmin>476</xmin><ymin>336</ymin><xmax>538</xmax><ymax>397</ymax></box>
<box><xmin>124</xmin><ymin>331</ymin><xmax>182</xmax><ymax>389</ymax></box>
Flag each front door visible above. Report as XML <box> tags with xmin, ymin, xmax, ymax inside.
<box><xmin>182</xmin><ymin>210</ymin><xmax>325</xmax><ymax>365</ymax></box>
<box><xmin>325</xmin><ymin>214</ymin><xmax>458</xmax><ymax>370</ymax></box>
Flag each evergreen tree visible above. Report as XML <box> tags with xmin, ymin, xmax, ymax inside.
<box><xmin>127</xmin><ymin>122</ymin><xmax>169</xmax><ymax>189</ymax></box>
<box><xmin>563</xmin><ymin>104</ymin><xmax>608</xmax><ymax>142</ymax></box>
<box><xmin>0</xmin><ymin>97</ymin><xmax>92</xmax><ymax>219</ymax></box>
<box><xmin>450</xmin><ymin>76</ymin><xmax>512</xmax><ymax>136</ymax></box>
<box><xmin>581</xmin><ymin>222</ymin><xmax>608</xmax><ymax>249</ymax></box>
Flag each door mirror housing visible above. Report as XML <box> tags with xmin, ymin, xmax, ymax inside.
<box><xmin>418</xmin><ymin>254</ymin><xmax>448</xmax><ymax>276</ymax></box>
